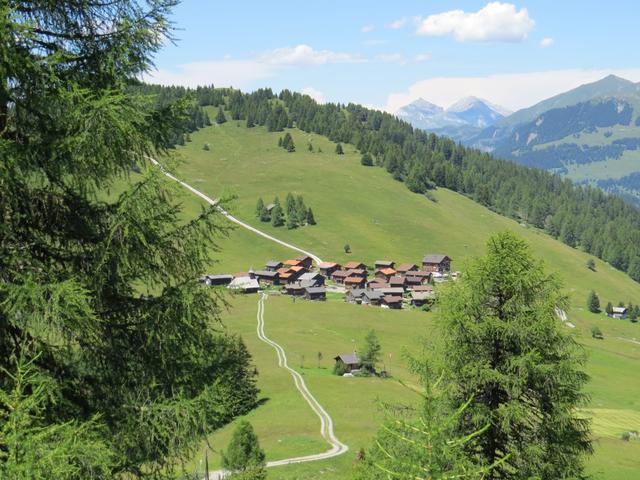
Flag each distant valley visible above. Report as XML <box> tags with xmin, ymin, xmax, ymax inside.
<box><xmin>397</xmin><ymin>75</ymin><xmax>640</xmax><ymax>207</ymax></box>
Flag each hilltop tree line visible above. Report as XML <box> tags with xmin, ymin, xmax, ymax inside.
<box><xmin>140</xmin><ymin>83</ymin><xmax>640</xmax><ymax>284</ymax></box>
<box><xmin>256</xmin><ymin>194</ymin><xmax>316</xmax><ymax>229</ymax></box>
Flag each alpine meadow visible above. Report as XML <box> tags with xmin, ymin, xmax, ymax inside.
<box><xmin>2</xmin><ymin>2</ymin><xmax>640</xmax><ymax>480</ymax></box>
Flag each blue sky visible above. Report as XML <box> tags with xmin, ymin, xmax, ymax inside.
<box><xmin>147</xmin><ymin>1</ymin><xmax>640</xmax><ymax>112</ymax></box>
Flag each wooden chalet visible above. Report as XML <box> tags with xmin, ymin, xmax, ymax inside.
<box><xmin>422</xmin><ymin>254</ymin><xmax>452</xmax><ymax>273</ymax></box>
<box><xmin>344</xmin><ymin>261</ymin><xmax>367</xmax><ymax>271</ymax></box>
<box><xmin>396</xmin><ymin>263</ymin><xmax>418</xmax><ymax>275</ymax></box>
<box><xmin>411</xmin><ymin>285</ymin><xmax>434</xmax><ymax>293</ymax></box>
<box><xmin>284</xmin><ymin>259</ymin><xmax>303</xmax><ymax>268</ymax></box>
<box><xmin>304</xmin><ymin>286</ymin><xmax>326</xmax><ymax>301</ymax></box>
<box><xmin>381</xmin><ymin>295</ymin><xmax>403</xmax><ymax>309</ymax></box>
<box><xmin>345</xmin><ymin>288</ymin><xmax>366</xmax><ymax>304</ymax></box>
<box><xmin>344</xmin><ymin>276</ymin><xmax>366</xmax><ymax>289</ymax></box>
<box><xmin>318</xmin><ymin>261</ymin><xmax>341</xmax><ymax>277</ymax></box>
<box><xmin>334</xmin><ymin>353</ymin><xmax>361</xmax><ymax>372</ymax></box>
<box><xmin>389</xmin><ymin>276</ymin><xmax>406</xmax><ymax>289</ymax></box>
<box><xmin>362</xmin><ymin>290</ymin><xmax>383</xmax><ymax>306</ymax></box>
<box><xmin>254</xmin><ymin>270</ymin><xmax>280</xmax><ymax>285</ymax></box>
<box><xmin>331</xmin><ymin>269</ymin><xmax>351</xmax><ymax>284</ymax></box>
<box><xmin>375</xmin><ymin>267</ymin><xmax>397</xmax><ymax>282</ymax></box>
<box><xmin>410</xmin><ymin>291</ymin><xmax>432</xmax><ymax>307</ymax></box>
<box><xmin>265</xmin><ymin>260</ymin><xmax>283</xmax><ymax>272</ymax></box>
<box><xmin>348</xmin><ymin>268</ymin><xmax>367</xmax><ymax>278</ymax></box>
<box><xmin>374</xmin><ymin>260</ymin><xmax>395</xmax><ymax>270</ymax></box>
<box><xmin>298</xmin><ymin>272</ymin><xmax>325</xmax><ymax>287</ymax></box>
<box><xmin>285</xmin><ymin>283</ymin><xmax>305</xmax><ymax>296</ymax></box>
<box><xmin>295</xmin><ymin>255</ymin><xmax>314</xmax><ymax>269</ymax></box>
<box><xmin>200</xmin><ymin>274</ymin><xmax>233</xmax><ymax>286</ymax></box>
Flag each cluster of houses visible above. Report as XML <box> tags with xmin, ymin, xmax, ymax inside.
<box><xmin>200</xmin><ymin>253</ymin><xmax>454</xmax><ymax>310</ymax></box>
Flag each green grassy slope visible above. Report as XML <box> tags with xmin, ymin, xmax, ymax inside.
<box><xmin>170</xmin><ymin>115</ymin><xmax>640</xmax><ymax>479</ymax></box>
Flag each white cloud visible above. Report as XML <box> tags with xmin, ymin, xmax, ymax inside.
<box><xmin>301</xmin><ymin>86</ymin><xmax>325</xmax><ymax>103</ymax></box>
<box><xmin>259</xmin><ymin>44</ymin><xmax>362</xmax><ymax>65</ymax></box>
<box><xmin>143</xmin><ymin>60</ymin><xmax>275</xmax><ymax>88</ymax></box>
<box><xmin>362</xmin><ymin>39</ymin><xmax>387</xmax><ymax>47</ymax></box>
<box><xmin>416</xmin><ymin>2</ymin><xmax>535</xmax><ymax>42</ymax></box>
<box><xmin>414</xmin><ymin>52</ymin><xmax>432</xmax><ymax>62</ymax></box>
<box><xmin>540</xmin><ymin>37</ymin><xmax>555</xmax><ymax>48</ymax></box>
<box><xmin>388</xmin><ymin>17</ymin><xmax>408</xmax><ymax>29</ymax></box>
<box><xmin>385</xmin><ymin>68</ymin><xmax>640</xmax><ymax>113</ymax></box>
<box><xmin>361</xmin><ymin>24</ymin><xmax>374</xmax><ymax>33</ymax></box>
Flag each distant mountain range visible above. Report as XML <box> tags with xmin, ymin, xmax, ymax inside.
<box><xmin>396</xmin><ymin>96</ymin><xmax>511</xmax><ymax>142</ymax></box>
<box><xmin>396</xmin><ymin>75</ymin><xmax>640</xmax><ymax>207</ymax></box>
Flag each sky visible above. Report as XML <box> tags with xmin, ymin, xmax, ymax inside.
<box><xmin>146</xmin><ymin>1</ymin><xmax>640</xmax><ymax>113</ymax></box>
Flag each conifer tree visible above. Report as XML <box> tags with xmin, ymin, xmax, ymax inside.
<box><xmin>0</xmin><ymin>2</ymin><xmax>258</xmax><ymax>476</ymax></box>
<box><xmin>438</xmin><ymin>232</ymin><xmax>591</xmax><ymax>479</ymax></box>
<box><xmin>246</xmin><ymin>115</ymin><xmax>255</xmax><ymax>128</ymax></box>
<box><xmin>606</xmin><ymin>301</ymin><xmax>614</xmax><ymax>316</ymax></box>
<box><xmin>222</xmin><ymin>421</ymin><xmax>266</xmax><ymax>474</ymax></box>
<box><xmin>361</xmin><ymin>152</ymin><xmax>373</xmax><ymax>166</ymax></box>
<box><xmin>308</xmin><ymin>142</ymin><xmax>313</xmax><ymax>152</ymax></box>
<box><xmin>255</xmin><ymin>197</ymin><xmax>265</xmax><ymax>218</ymax></box>
<box><xmin>278</xmin><ymin>137</ymin><xmax>283</xmax><ymax>147</ymax></box>
<box><xmin>286</xmin><ymin>140</ymin><xmax>295</xmax><ymax>152</ymax></box>
<box><xmin>216</xmin><ymin>106</ymin><xmax>227</xmax><ymax>124</ymax></box>
<box><xmin>588</xmin><ymin>290</ymin><xmax>601</xmax><ymax>313</ymax></box>
<box><xmin>285</xmin><ymin>193</ymin><xmax>296</xmax><ymax>221</ymax></box>
<box><xmin>360</xmin><ymin>330</ymin><xmax>381</xmax><ymax>374</ymax></box>
<box><xmin>306</xmin><ymin>208</ymin><xmax>316</xmax><ymax>225</ymax></box>
<box><xmin>335</xmin><ymin>143</ymin><xmax>344</xmax><ymax>155</ymax></box>
<box><xmin>295</xmin><ymin>195</ymin><xmax>307</xmax><ymax>224</ymax></box>
<box><xmin>271</xmin><ymin>205</ymin><xmax>284</xmax><ymax>227</ymax></box>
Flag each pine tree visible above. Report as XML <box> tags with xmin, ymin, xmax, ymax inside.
<box><xmin>1</xmin><ymin>3</ymin><xmax>258</xmax><ymax>476</ymax></box>
<box><xmin>216</xmin><ymin>106</ymin><xmax>227</xmax><ymax>124</ymax></box>
<box><xmin>308</xmin><ymin>142</ymin><xmax>313</xmax><ymax>152</ymax></box>
<box><xmin>360</xmin><ymin>330</ymin><xmax>381</xmax><ymax>374</ymax></box>
<box><xmin>285</xmin><ymin>193</ymin><xmax>296</xmax><ymax>222</ymax></box>
<box><xmin>271</xmin><ymin>205</ymin><xmax>284</xmax><ymax>227</ymax></box>
<box><xmin>277</xmin><ymin>137</ymin><xmax>283</xmax><ymax>147</ymax></box>
<box><xmin>255</xmin><ymin>198</ymin><xmax>265</xmax><ymax>218</ymax></box>
<box><xmin>361</xmin><ymin>152</ymin><xmax>373</xmax><ymax>166</ymax></box>
<box><xmin>222</xmin><ymin>421</ymin><xmax>266</xmax><ymax>473</ymax></box>
<box><xmin>295</xmin><ymin>195</ymin><xmax>307</xmax><ymax>224</ymax></box>
<box><xmin>306</xmin><ymin>208</ymin><xmax>316</xmax><ymax>225</ymax></box>
<box><xmin>286</xmin><ymin>140</ymin><xmax>295</xmax><ymax>152</ymax></box>
<box><xmin>246</xmin><ymin>115</ymin><xmax>255</xmax><ymax>128</ymax></box>
<box><xmin>587</xmin><ymin>259</ymin><xmax>596</xmax><ymax>271</ymax></box>
<box><xmin>259</xmin><ymin>206</ymin><xmax>270</xmax><ymax>222</ymax></box>
<box><xmin>605</xmin><ymin>301</ymin><xmax>613</xmax><ymax>315</ymax></box>
<box><xmin>628</xmin><ymin>257</ymin><xmax>640</xmax><ymax>282</ymax></box>
<box><xmin>588</xmin><ymin>290</ymin><xmax>601</xmax><ymax>313</ymax></box>
<box><xmin>335</xmin><ymin>143</ymin><xmax>344</xmax><ymax>155</ymax></box>
<box><xmin>438</xmin><ymin>232</ymin><xmax>591</xmax><ymax>479</ymax></box>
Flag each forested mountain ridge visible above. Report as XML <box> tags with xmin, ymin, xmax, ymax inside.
<box><xmin>142</xmin><ymin>83</ymin><xmax>640</xmax><ymax>285</ymax></box>
<box><xmin>465</xmin><ymin>76</ymin><xmax>640</xmax><ymax>206</ymax></box>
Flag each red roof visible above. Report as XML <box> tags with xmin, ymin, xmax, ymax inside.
<box><xmin>319</xmin><ymin>262</ymin><xmax>338</xmax><ymax>268</ymax></box>
<box><xmin>289</xmin><ymin>266</ymin><xmax>305</xmax><ymax>272</ymax></box>
<box><xmin>377</xmin><ymin>267</ymin><xmax>396</xmax><ymax>276</ymax></box>
<box><xmin>382</xmin><ymin>295</ymin><xmax>403</xmax><ymax>303</ymax></box>
<box><xmin>396</xmin><ymin>263</ymin><xmax>417</xmax><ymax>272</ymax></box>
<box><xmin>284</xmin><ymin>259</ymin><xmax>302</xmax><ymax>266</ymax></box>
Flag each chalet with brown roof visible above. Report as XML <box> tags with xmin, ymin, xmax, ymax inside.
<box><xmin>233</xmin><ymin>271</ymin><xmax>254</xmax><ymax>279</ymax></box>
<box><xmin>318</xmin><ymin>262</ymin><xmax>341</xmax><ymax>277</ymax></box>
<box><xmin>348</xmin><ymin>268</ymin><xmax>367</xmax><ymax>278</ymax></box>
<box><xmin>344</xmin><ymin>261</ymin><xmax>367</xmax><ymax>271</ymax></box>
<box><xmin>344</xmin><ymin>276</ymin><xmax>366</xmax><ymax>289</ymax></box>
<box><xmin>334</xmin><ymin>353</ymin><xmax>361</xmax><ymax>372</ymax></box>
<box><xmin>375</xmin><ymin>267</ymin><xmax>397</xmax><ymax>282</ymax></box>
<box><xmin>411</xmin><ymin>285</ymin><xmax>434</xmax><ymax>293</ymax></box>
<box><xmin>284</xmin><ymin>259</ymin><xmax>303</xmax><ymax>268</ymax></box>
<box><xmin>389</xmin><ymin>276</ymin><xmax>406</xmax><ymax>289</ymax></box>
<box><xmin>396</xmin><ymin>263</ymin><xmax>418</xmax><ymax>275</ymax></box>
<box><xmin>374</xmin><ymin>260</ymin><xmax>395</xmax><ymax>270</ymax></box>
<box><xmin>295</xmin><ymin>255</ymin><xmax>314</xmax><ymax>269</ymax></box>
<box><xmin>378</xmin><ymin>287</ymin><xmax>405</xmax><ymax>297</ymax></box>
<box><xmin>381</xmin><ymin>295</ymin><xmax>403</xmax><ymax>309</ymax></box>
<box><xmin>369</xmin><ymin>281</ymin><xmax>390</xmax><ymax>290</ymax></box>
<box><xmin>285</xmin><ymin>284</ymin><xmax>305</xmax><ymax>296</ymax></box>
<box><xmin>331</xmin><ymin>270</ymin><xmax>351</xmax><ymax>284</ymax></box>
<box><xmin>405</xmin><ymin>275</ymin><xmax>426</xmax><ymax>286</ymax></box>
<box><xmin>422</xmin><ymin>254</ymin><xmax>452</xmax><ymax>273</ymax></box>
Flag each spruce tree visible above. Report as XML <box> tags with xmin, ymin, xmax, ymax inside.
<box><xmin>306</xmin><ymin>208</ymin><xmax>316</xmax><ymax>225</ymax></box>
<box><xmin>285</xmin><ymin>193</ymin><xmax>296</xmax><ymax>221</ymax></box>
<box><xmin>286</xmin><ymin>140</ymin><xmax>295</xmax><ymax>152</ymax></box>
<box><xmin>360</xmin><ymin>330</ymin><xmax>381</xmax><ymax>374</ymax></box>
<box><xmin>246</xmin><ymin>115</ymin><xmax>255</xmax><ymax>128</ymax></box>
<box><xmin>271</xmin><ymin>205</ymin><xmax>284</xmax><ymax>227</ymax></box>
<box><xmin>295</xmin><ymin>195</ymin><xmax>307</xmax><ymax>224</ymax></box>
<box><xmin>605</xmin><ymin>301</ymin><xmax>614</xmax><ymax>316</ymax></box>
<box><xmin>308</xmin><ymin>142</ymin><xmax>313</xmax><ymax>152</ymax></box>
<box><xmin>222</xmin><ymin>421</ymin><xmax>266</xmax><ymax>474</ymax></box>
<box><xmin>255</xmin><ymin>197</ymin><xmax>265</xmax><ymax>218</ymax></box>
<box><xmin>216</xmin><ymin>106</ymin><xmax>227</xmax><ymax>124</ymax></box>
<box><xmin>588</xmin><ymin>290</ymin><xmax>601</xmax><ymax>313</ymax></box>
<box><xmin>438</xmin><ymin>232</ymin><xmax>591</xmax><ymax>479</ymax></box>
<box><xmin>335</xmin><ymin>143</ymin><xmax>344</xmax><ymax>155</ymax></box>
<box><xmin>277</xmin><ymin>137</ymin><xmax>283</xmax><ymax>147</ymax></box>
<box><xmin>361</xmin><ymin>152</ymin><xmax>373</xmax><ymax>166</ymax></box>
<box><xmin>0</xmin><ymin>2</ymin><xmax>258</xmax><ymax>476</ymax></box>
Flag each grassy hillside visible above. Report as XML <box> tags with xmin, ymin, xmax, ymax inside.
<box><xmin>169</xmin><ymin>114</ymin><xmax>640</xmax><ymax>479</ymax></box>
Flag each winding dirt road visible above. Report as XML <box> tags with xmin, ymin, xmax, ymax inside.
<box><xmin>148</xmin><ymin>159</ymin><xmax>347</xmax><ymax>477</ymax></box>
